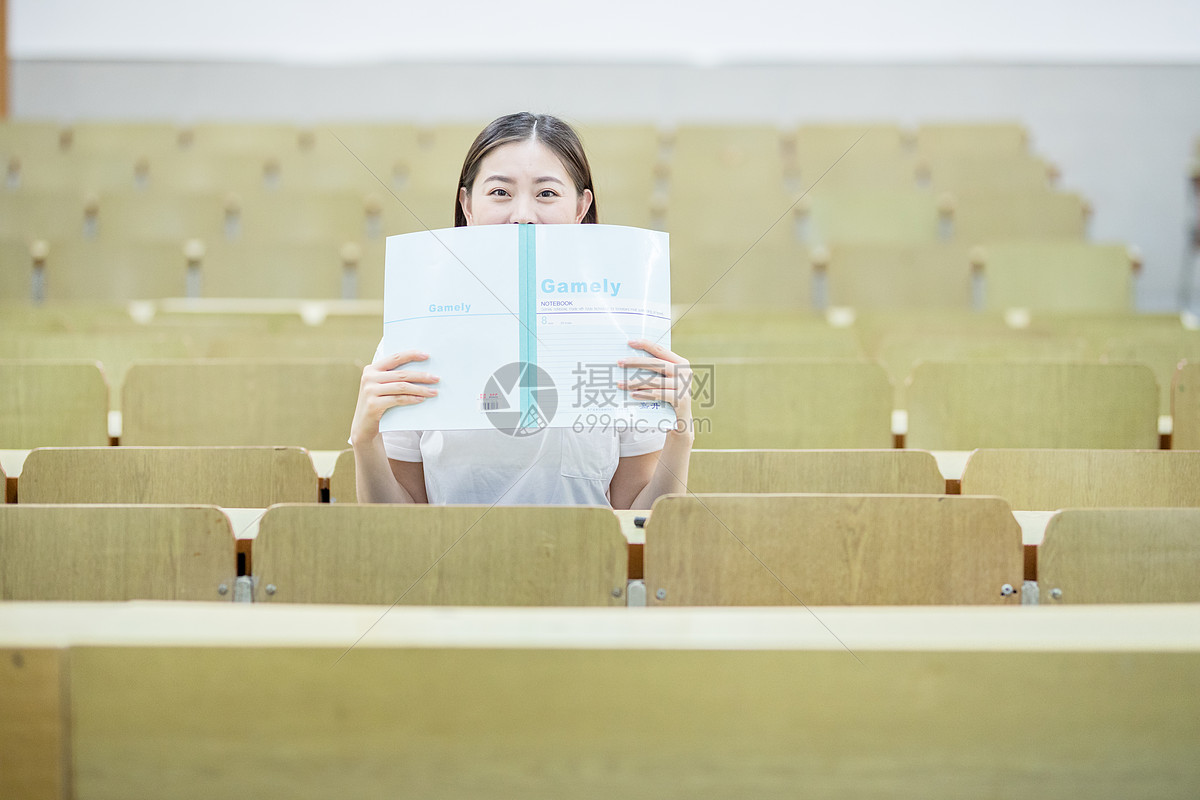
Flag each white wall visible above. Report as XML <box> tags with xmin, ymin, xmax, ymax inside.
<box><xmin>11</xmin><ymin>0</ymin><xmax>1200</xmax><ymax>63</ymax></box>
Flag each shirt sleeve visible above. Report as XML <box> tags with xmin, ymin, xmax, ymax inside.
<box><xmin>619</xmin><ymin>426</ymin><xmax>666</xmax><ymax>458</ymax></box>
<box><xmin>383</xmin><ymin>429</ymin><xmax>423</xmax><ymax>462</ymax></box>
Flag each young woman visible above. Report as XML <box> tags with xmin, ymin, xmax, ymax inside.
<box><xmin>350</xmin><ymin>113</ymin><xmax>693</xmax><ymax>509</ymax></box>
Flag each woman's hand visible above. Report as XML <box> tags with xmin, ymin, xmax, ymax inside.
<box><xmin>617</xmin><ymin>338</ymin><xmax>693</xmax><ymax>435</ymax></box>
<box><xmin>350</xmin><ymin>350</ymin><xmax>439</xmax><ymax>447</ymax></box>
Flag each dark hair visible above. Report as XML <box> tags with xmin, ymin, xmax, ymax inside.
<box><xmin>455</xmin><ymin>112</ymin><xmax>598</xmax><ymax>226</ymax></box>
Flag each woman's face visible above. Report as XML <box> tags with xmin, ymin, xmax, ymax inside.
<box><xmin>459</xmin><ymin>138</ymin><xmax>593</xmax><ymax>225</ymax></box>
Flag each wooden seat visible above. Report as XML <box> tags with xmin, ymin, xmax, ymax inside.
<box><xmin>1039</xmin><ymin>508</ymin><xmax>1200</xmax><ymax>603</ymax></box>
<box><xmin>924</xmin><ymin>154</ymin><xmax>1054</xmax><ymax>193</ymax></box>
<box><xmin>121</xmin><ymin>359</ymin><xmax>361</xmax><ymax>449</ymax></box>
<box><xmin>229</xmin><ymin>190</ymin><xmax>376</xmax><ymax>243</ymax></box>
<box><xmin>19</xmin><ymin>446</ymin><xmax>320</xmax><ymax>505</ymax></box>
<box><xmin>0</xmin><ymin>330</ymin><xmax>195</xmax><ymax>410</ymax></box>
<box><xmin>1172</xmin><ymin>362</ymin><xmax>1200</xmax><ymax>449</ymax></box>
<box><xmin>666</xmin><ymin>127</ymin><xmax>793</xmax><ymax>294</ymax></box>
<box><xmin>36</xmin><ymin>238</ymin><xmax>192</xmax><ymax>302</ymax></box>
<box><xmin>793</xmin><ymin>124</ymin><xmax>914</xmax><ymax>191</ymax></box>
<box><xmin>821</xmin><ymin>242</ymin><xmax>973</xmax><ymax>309</ymax></box>
<box><xmin>977</xmin><ymin>241</ymin><xmax>1134</xmax><ymax>312</ymax></box>
<box><xmin>669</xmin><ymin>125</ymin><xmax>786</xmax><ymax>183</ymax></box>
<box><xmin>252</xmin><ymin>504</ymin><xmax>628</xmax><ymax>605</ymax></box>
<box><xmin>0</xmin><ymin>360</ymin><xmax>109</xmax><ymax>448</ymax></box>
<box><xmin>5</xmin><ymin>603</ymin><xmax>1200</xmax><ymax>798</ymax></box>
<box><xmin>1103</xmin><ymin>329</ymin><xmax>1200</xmax><ymax>415</ymax></box>
<box><xmin>950</xmin><ymin>191</ymin><xmax>1089</xmax><ymax>243</ymax></box>
<box><xmin>0</xmin><ymin>239</ymin><xmax>32</xmax><ymax>302</ymax></box>
<box><xmin>853</xmin><ymin>308</ymin><xmax>1014</xmax><ymax>354</ymax></box>
<box><xmin>905</xmin><ymin>361</ymin><xmax>1159</xmax><ymax>449</ymax></box>
<box><xmin>875</xmin><ymin>330</ymin><xmax>1094</xmax><ymax>410</ymax></box>
<box><xmin>193</xmin><ymin>239</ymin><xmax>356</xmax><ymax>299</ymax></box>
<box><xmin>267</xmin><ymin>152</ymin><xmax>384</xmax><ymax>193</ymax></box>
<box><xmin>693</xmin><ymin>359</ymin><xmax>893</xmax><ymax>449</ymax></box>
<box><xmin>576</xmin><ymin>123</ymin><xmax>661</xmax><ymax>229</ymax></box>
<box><xmin>0</xmin><ymin>191</ymin><xmax>88</xmax><ymax>239</ymax></box>
<box><xmin>319</xmin><ymin>123</ymin><xmax>423</xmax><ymax>166</ymax></box>
<box><xmin>182</xmin><ymin>122</ymin><xmax>307</xmax><ymax>156</ymax></box>
<box><xmin>961</xmin><ymin>449</ymin><xmax>1200</xmax><ymax>510</ymax></box>
<box><xmin>666</xmin><ymin>129</ymin><xmax>800</xmax><ymax>309</ymax></box>
<box><xmin>3</xmin><ymin>153</ymin><xmax>148</xmax><ymax>194</ymax></box>
<box><xmin>68</xmin><ymin>121</ymin><xmax>183</xmax><ymax>157</ymax></box>
<box><xmin>686</xmin><ymin>449</ymin><xmax>945</xmax><ymax>493</ymax></box>
<box><xmin>794</xmin><ymin>123</ymin><xmax>908</xmax><ymax>161</ymax></box>
<box><xmin>93</xmin><ymin>191</ymin><xmax>228</xmax><ymax>242</ymax></box>
<box><xmin>797</xmin><ymin>154</ymin><xmax>919</xmax><ymax>191</ymax></box>
<box><xmin>644</xmin><ymin>493</ymin><xmax>1022</xmax><ymax>605</ymax></box>
<box><xmin>328</xmin><ymin>448</ymin><xmax>355</xmax><ymax>504</ymax></box>
<box><xmin>0</xmin><ymin>120</ymin><xmax>70</xmax><ymax>157</ymax></box>
<box><xmin>199</xmin><ymin>328</ymin><xmax>380</xmax><ymax>362</ymax></box>
<box><xmin>331</xmin><ymin>448</ymin><xmax>945</xmax><ymax>503</ymax></box>
<box><xmin>671</xmin><ymin>309</ymin><xmax>863</xmax><ymax>359</ymax></box>
<box><xmin>800</xmin><ymin>189</ymin><xmax>942</xmax><ymax>246</ymax></box>
<box><xmin>396</xmin><ymin>123</ymin><xmax>487</xmax><ymax>230</ymax></box>
<box><xmin>143</xmin><ymin>153</ymin><xmax>280</xmax><ymax>194</ymax></box>
<box><xmin>0</xmin><ymin>504</ymin><xmax>236</xmax><ymax>600</ymax></box>
<box><xmin>915</xmin><ymin>122</ymin><xmax>1029</xmax><ymax>158</ymax></box>
<box><xmin>0</xmin><ymin>303</ymin><xmax>138</xmax><ymax>335</ymax></box>
<box><xmin>669</xmin><ymin>224</ymin><xmax>811</xmax><ymax>309</ymax></box>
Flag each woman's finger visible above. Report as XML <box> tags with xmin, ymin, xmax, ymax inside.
<box><xmin>375</xmin><ymin>381</ymin><xmax>439</xmax><ymax>398</ymax></box>
<box><xmin>628</xmin><ymin>387</ymin><xmax>676</xmax><ymax>404</ymax></box>
<box><xmin>617</xmin><ymin>356</ymin><xmax>672</xmax><ymax>374</ymax></box>
<box><xmin>373</xmin><ymin>350</ymin><xmax>430</xmax><ymax>371</ymax></box>
<box><xmin>375</xmin><ymin>369</ymin><xmax>440</xmax><ymax>385</ymax></box>
<box><xmin>627</xmin><ymin>338</ymin><xmax>686</xmax><ymax>364</ymax></box>
<box><xmin>618</xmin><ymin>376</ymin><xmax>670</xmax><ymax>391</ymax></box>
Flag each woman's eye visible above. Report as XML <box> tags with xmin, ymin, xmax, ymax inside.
<box><xmin>538</xmin><ymin>189</ymin><xmax>559</xmax><ymax>198</ymax></box>
<box><xmin>488</xmin><ymin>188</ymin><xmax>509</xmax><ymax>197</ymax></box>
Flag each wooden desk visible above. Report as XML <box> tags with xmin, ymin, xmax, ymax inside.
<box><xmin>3</xmin><ymin>603</ymin><xmax>1199</xmax><ymax>799</ymax></box>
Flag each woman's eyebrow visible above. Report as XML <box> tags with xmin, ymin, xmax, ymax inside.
<box><xmin>481</xmin><ymin>175</ymin><xmax>565</xmax><ymax>185</ymax></box>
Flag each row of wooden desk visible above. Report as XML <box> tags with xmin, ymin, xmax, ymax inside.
<box><xmin>3</xmin><ymin>602</ymin><xmax>1199</xmax><ymax>798</ymax></box>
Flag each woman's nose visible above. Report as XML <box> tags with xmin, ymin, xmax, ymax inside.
<box><xmin>510</xmin><ymin>197</ymin><xmax>537</xmax><ymax>224</ymax></box>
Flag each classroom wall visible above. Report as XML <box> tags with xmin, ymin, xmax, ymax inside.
<box><xmin>11</xmin><ymin>0</ymin><xmax>1200</xmax><ymax>63</ymax></box>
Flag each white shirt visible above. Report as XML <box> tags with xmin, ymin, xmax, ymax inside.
<box><xmin>383</xmin><ymin>426</ymin><xmax>665</xmax><ymax>506</ymax></box>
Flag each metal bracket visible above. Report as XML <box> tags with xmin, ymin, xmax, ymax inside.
<box><xmin>233</xmin><ymin>575</ymin><xmax>254</xmax><ymax>603</ymax></box>
<box><xmin>1021</xmin><ymin>580</ymin><xmax>1040</xmax><ymax>606</ymax></box>
<box><xmin>626</xmin><ymin>579</ymin><xmax>646</xmax><ymax>608</ymax></box>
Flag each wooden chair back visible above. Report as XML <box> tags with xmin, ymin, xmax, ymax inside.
<box><xmin>328</xmin><ymin>448</ymin><xmax>356</xmax><ymax>504</ymax></box>
<box><xmin>905</xmin><ymin>361</ymin><xmax>1158</xmax><ymax>449</ymax></box>
<box><xmin>0</xmin><ymin>504</ymin><xmax>236</xmax><ymax>600</ymax></box>
<box><xmin>0</xmin><ymin>360</ymin><xmax>109</xmax><ymax>448</ymax></box>
<box><xmin>644</xmin><ymin>493</ymin><xmax>1022</xmax><ymax>605</ymax></box>
<box><xmin>1039</xmin><ymin>508</ymin><xmax>1200</xmax><ymax>603</ymax></box>
<box><xmin>1173</xmin><ymin>362</ymin><xmax>1200</xmax><ymax>449</ymax></box>
<box><xmin>978</xmin><ymin>241</ymin><xmax>1133</xmax><ymax>312</ymax></box>
<box><xmin>961</xmin><ymin>449</ymin><xmax>1200</xmax><ymax>510</ymax></box>
<box><xmin>687</xmin><ymin>449</ymin><xmax>944</xmax><ymax>494</ymax></box>
<box><xmin>121</xmin><ymin>359</ymin><xmax>360</xmax><ymax>448</ymax></box>
<box><xmin>19</xmin><ymin>446</ymin><xmax>320</xmax><ymax>505</ymax></box>
<box><xmin>695</xmin><ymin>359</ymin><xmax>893</xmax><ymax>449</ymax></box>
<box><xmin>252</xmin><ymin>504</ymin><xmax>629</xmax><ymax>605</ymax></box>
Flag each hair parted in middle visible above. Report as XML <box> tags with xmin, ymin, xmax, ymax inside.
<box><xmin>454</xmin><ymin>112</ymin><xmax>599</xmax><ymax>227</ymax></box>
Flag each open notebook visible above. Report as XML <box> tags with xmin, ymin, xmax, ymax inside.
<box><xmin>381</xmin><ymin>223</ymin><xmax>674</xmax><ymax>436</ymax></box>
